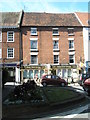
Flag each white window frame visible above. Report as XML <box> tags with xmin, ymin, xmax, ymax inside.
<box><xmin>0</xmin><ymin>31</ymin><xmax>2</xmax><ymax>42</ymax></box>
<box><xmin>31</xmin><ymin>28</ymin><xmax>37</xmax><ymax>35</ymax></box>
<box><xmin>53</xmin><ymin>40</ymin><xmax>59</xmax><ymax>50</ymax></box>
<box><xmin>7</xmin><ymin>31</ymin><xmax>14</xmax><ymax>42</ymax></box>
<box><xmin>30</xmin><ymin>38</ymin><xmax>38</xmax><ymax>51</ymax></box>
<box><xmin>69</xmin><ymin>54</ymin><xmax>75</xmax><ymax>64</ymax></box>
<box><xmin>69</xmin><ymin>40</ymin><xmax>74</xmax><ymax>50</ymax></box>
<box><xmin>7</xmin><ymin>48</ymin><xmax>14</xmax><ymax>59</ymax></box>
<box><xmin>68</xmin><ymin>28</ymin><xmax>74</xmax><ymax>36</ymax></box>
<box><xmin>0</xmin><ymin>48</ymin><xmax>2</xmax><ymax>59</ymax></box>
<box><xmin>31</xmin><ymin>55</ymin><xmax>38</xmax><ymax>65</ymax></box>
<box><xmin>54</xmin><ymin>55</ymin><xmax>59</xmax><ymax>64</ymax></box>
<box><xmin>52</xmin><ymin>28</ymin><xmax>59</xmax><ymax>35</ymax></box>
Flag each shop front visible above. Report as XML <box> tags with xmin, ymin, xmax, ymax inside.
<box><xmin>51</xmin><ymin>64</ymin><xmax>78</xmax><ymax>82</ymax></box>
<box><xmin>21</xmin><ymin>65</ymin><xmax>45</xmax><ymax>82</ymax></box>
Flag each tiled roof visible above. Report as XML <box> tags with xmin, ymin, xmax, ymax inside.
<box><xmin>0</xmin><ymin>12</ymin><xmax>22</xmax><ymax>28</ymax></box>
<box><xmin>22</xmin><ymin>12</ymin><xmax>81</xmax><ymax>26</ymax></box>
<box><xmin>75</xmin><ymin>12</ymin><xmax>89</xmax><ymax>26</ymax></box>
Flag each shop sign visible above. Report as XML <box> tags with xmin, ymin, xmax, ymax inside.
<box><xmin>23</xmin><ymin>66</ymin><xmax>45</xmax><ymax>69</ymax></box>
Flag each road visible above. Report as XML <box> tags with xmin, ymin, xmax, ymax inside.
<box><xmin>34</xmin><ymin>83</ymin><xmax>90</xmax><ymax>120</ymax></box>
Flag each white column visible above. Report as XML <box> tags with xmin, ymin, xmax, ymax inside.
<box><xmin>16</xmin><ymin>67</ymin><xmax>20</xmax><ymax>83</ymax></box>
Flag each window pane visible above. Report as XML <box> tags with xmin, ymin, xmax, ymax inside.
<box><xmin>40</xmin><ymin>70</ymin><xmax>44</xmax><ymax>78</ymax></box>
<box><xmin>69</xmin><ymin>55</ymin><xmax>74</xmax><ymax>63</ymax></box>
<box><xmin>31</xmin><ymin>55</ymin><xmax>37</xmax><ymax>64</ymax></box>
<box><xmin>8</xmin><ymin>32</ymin><xmax>14</xmax><ymax>42</ymax></box>
<box><xmin>53</xmin><ymin>41</ymin><xmax>58</xmax><ymax>49</ymax></box>
<box><xmin>23</xmin><ymin>70</ymin><xmax>27</xmax><ymax>79</ymax></box>
<box><xmin>0</xmin><ymin>49</ymin><xmax>2</xmax><ymax>59</ymax></box>
<box><xmin>31</xmin><ymin>28</ymin><xmax>37</xmax><ymax>35</ymax></box>
<box><xmin>7</xmin><ymin>48</ymin><xmax>14</xmax><ymax>58</ymax></box>
<box><xmin>34</xmin><ymin>70</ymin><xmax>39</xmax><ymax>78</ymax></box>
<box><xmin>69</xmin><ymin>41</ymin><xmax>74</xmax><ymax>49</ymax></box>
<box><xmin>29</xmin><ymin>70</ymin><xmax>33</xmax><ymax>79</ymax></box>
<box><xmin>54</xmin><ymin>55</ymin><xmax>59</xmax><ymax>64</ymax></box>
<box><xmin>53</xmin><ymin>30</ymin><xmax>58</xmax><ymax>34</ymax></box>
<box><xmin>31</xmin><ymin>41</ymin><xmax>37</xmax><ymax>49</ymax></box>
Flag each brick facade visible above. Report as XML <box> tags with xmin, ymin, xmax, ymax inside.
<box><xmin>22</xmin><ymin>27</ymin><xmax>84</xmax><ymax>65</ymax></box>
<box><xmin>1</xmin><ymin>29</ymin><xmax>21</xmax><ymax>63</ymax></box>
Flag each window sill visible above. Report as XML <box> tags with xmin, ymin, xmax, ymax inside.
<box><xmin>52</xmin><ymin>34</ymin><xmax>59</xmax><ymax>36</ymax></box>
<box><xmin>69</xmin><ymin>48</ymin><xmax>75</xmax><ymax>51</ymax></box>
<box><xmin>68</xmin><ymin>34</ymin><xmax>74</xmax><ymax>36</ymax></box>
<box><xmin>31</xmin><ymin>34</ymin><xmax>38</xmax><ymax>36</ymax></box>
<box><xmin>7</xmin><ymin>41</ymin><xmax>14</xmax><ymax>43</ymax></box>
<box><xmin>30</xmin><ymin>49</ymin><xmax>39</xmax><ymax>52</ymax></box>
<box><xmin>7</xmin><ymin>57</ymin><xmax>14</xmax><ymax>59</ymax></box>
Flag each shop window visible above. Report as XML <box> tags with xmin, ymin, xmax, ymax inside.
<box><xmin>40</xmin><ymin>70</ymin><xmax>44</xmax><ymax>78</ymax></box>
<box><xmin>29</xmin><ymin>70</ymin><xmax>33</xmax><ymax>79</ymax></box>
<box><xmin>62</xmin><ymin>69</ymin><xmax>67</xmax><ymax>78</ymax></box>
<box><xmin>68</xmin><ymin>69</ymin><xmax>72</xmax><ymax>77</ymax></box>
<box><xmin>23</xmin><ymin>70</ymin><xmax>27</xmax><ymax>79</ymax></box>
<box><xmin>34</xmin><ymin>70</ymin><xmax>39</xmax><ymax>78</ymax></box>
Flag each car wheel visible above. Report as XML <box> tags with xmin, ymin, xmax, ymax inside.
<box><xmin>42</xmin><ymin>82</ymin><xmax>47</xmax><ymax>87</ymax></box>
<box><xmin>61</xmin><ymin>82</ymin><xmax>65</xmax><ymax>87</ymax></box>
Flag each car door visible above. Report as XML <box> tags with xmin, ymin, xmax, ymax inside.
<box><xmin>46</xmin><ymin>75</ymin><xmax>52</xmax><ymax>85</ymax></box>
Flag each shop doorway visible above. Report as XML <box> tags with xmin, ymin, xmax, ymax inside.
<box><xmin>51</xmin><ymin>69</ymin><xmax>56</xmax><ymax>75</ymax></box>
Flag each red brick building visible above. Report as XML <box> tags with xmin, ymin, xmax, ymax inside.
<box><xmin>21</xmin><ymin>12</ymin><xmax>84</xmax><ymax>82</ymax></box>
<box><xmin>0</xmin><ymin>11</ymin><xmax>23</xmax><ymax>83</ymax></box>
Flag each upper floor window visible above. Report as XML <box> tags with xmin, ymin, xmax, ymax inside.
<box><xmin>69</xmin><ymin>40</ymin><xmax>74</xmax><ymax>49</ymax></box>
<box><xmin>69</xmin><ymin>55</ymin><xmax>75</xmax><ymax>64</ymax></box>
<box><xmin>53</xmin><ymin>41</ymin><xmax>59</xmax><ymax>50</ymax></box>
<box><xmin>52</xmin><ymin>28</ymin><xmax>59</xmax><ymax>35</ymax></box>
<box><xmin>31</xmin><ymin>55</ymin><xmax>38</xmax><ymax>64</ymax></box>
<box><xmin>0</xmin><ymin>48</ymin><xmax>2</xmax><ymax>59</ymax></box>
<box><xmin>54</xmin><ymin>55</ymin><xmax>59</xmax><ymax>64</ymax></box>
<box><xmin>31</xmin><ymin>40</ymin><xmax>37</xmax><ymax>50</ymax></box>
<box><xmin>7</xmin><ymin>48</ymin><xmax>14</xmax><ymax>59</ymax></box>
<box><xmin>7</xmin><ymin>31</ymin><xmax>14</xmax><ymax>42</ymax></box>
<box><xmin>0</xmin><ymin>31</ymin><xmax>2</xmax><ymax>42</ymax></box>
<box><xmin>31</xmin><ymin>28</ymin><xmax>37</xmax><ymax>35</ymax></box>
<box><xmin>68</xmin><ymin>28</ymin><xmax>74</xmax><ymax>36</ymax></box>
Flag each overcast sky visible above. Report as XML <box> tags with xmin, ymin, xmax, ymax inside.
<box><xmin>0</xmin><ymin>0</ymin><xmax>89</xmax><ymax>13</ymax></box>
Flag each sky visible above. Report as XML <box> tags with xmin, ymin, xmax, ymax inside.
<box><xmin>0</xmin><ymin>0</ymin><xmax>89</xmax><ymax>13</ymax></box>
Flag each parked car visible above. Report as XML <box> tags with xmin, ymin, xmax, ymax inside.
<box><xmin>41</xmin><ymin>74</ymin><xmax>68</xmax><ymax>87</ymax></box>
<box><xmin>83</xmin><ymin>78</ymin><xmax>90</xmax><ymax>95</ymax></box>
<box><xmin>78</xmin><ymin>73</ymin><xmax>90</xmax><ymax>86</ymax></box>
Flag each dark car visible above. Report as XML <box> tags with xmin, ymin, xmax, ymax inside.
<box><xmin>83</xmin><ymin>78</ymin><xmax>90</xmax><ymax>95</ymax></box>
<box><xmin>41</xmin><ymin>74</ymin><xmax>67</xmax><ymax>87</ymax></box>
<box><xmin>78</xmin><ymin>73</ymin><xmax>90</xmax><ymax>86</ymax></box>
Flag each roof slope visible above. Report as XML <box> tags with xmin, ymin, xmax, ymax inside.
<box><xmin>75</xmin><ymin>12</ymin><xmax>89</xmax><ymax>26</ymax></box>
<box><xmin>22</xmin><ymin>12</ymin><xmax>81</xmax><ymax>26</ymax></box>
<box><xmin>0</xmin><ymin>12</ymin><xmax>22</xmax><ymax>28</ymax></box>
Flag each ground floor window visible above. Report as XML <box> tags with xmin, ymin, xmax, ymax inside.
<box><xmin>23</xmin><ymin>69</ymin><xmax>44</xmax><ymax>79</ymax></box>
